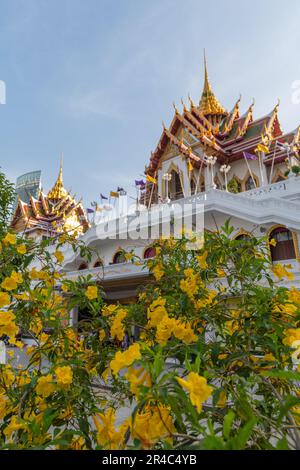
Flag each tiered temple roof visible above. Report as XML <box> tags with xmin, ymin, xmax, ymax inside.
<box><xmin>11</xmin><ymin>163</ymin><xmax>89</xmax><ymax>237</ymax></box>
<box><xmin>145</xmin><ymin>58</ymin><xmax>300</xmax><ymax>179</ymax></box>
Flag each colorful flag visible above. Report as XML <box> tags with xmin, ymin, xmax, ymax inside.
<box><xmin>146</xmin><ymin>174</ymin><xmax>157</xmax><ymax>184</ymax></box>
<box><xmin>110</xmin><ymin>191</ymin><xmax>119</xmax><ymax>198</ymax></box>
<box><xmin>276</xmin><ymin>141</ymin><xmax>289</xmax><ymax>150</ymax></box>
<box><xmin>100</xmin><ymin>193</ymin><xmax>108</xmax><ymax>200</ymax></box>
<box><xmin>135</xmin><ymin>179</ymin><xmax>145</xmax><ymax>186</ymax></box>
<box><xmin>87</xmin><ymin>208</ymin><xmax>94</xmax><ymax>214</ymax></box>
<box><xmin>243</xmin><ymin>151</ymin><xmax>258</xmax><ymax>161</ymax></box>
<box><xmin>255</xmin><ymin>143</ymin><xmax>269</xmax><ymax>154</ymax></box>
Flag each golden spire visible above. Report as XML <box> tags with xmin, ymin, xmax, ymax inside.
<box><xmin>199</xmin><ymin>51</ymin><xmax>227</xmax><ymax>117</ymax></box>
<box><xmin>47</xmin><ymin>154</ymin><xmax>69</xmax><ymax>200</ymax></box>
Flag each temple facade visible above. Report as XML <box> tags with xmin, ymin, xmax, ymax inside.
<box><xmin>11</xmin><ymin>162</ymin><xmax>89</xmax><ymax>239</ymax></box>
<box><xmin>34</xmin><ymin>59</ymin><xmax>300</xmax><ymax>311</ymax></box>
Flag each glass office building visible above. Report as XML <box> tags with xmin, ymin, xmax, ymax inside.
<box><xmin>15</xmin><ymin>171</ymin><xmax>42</xmax><ymax>204</ymax></box>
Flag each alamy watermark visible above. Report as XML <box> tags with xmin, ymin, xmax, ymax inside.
<box><xmin>94</xmin><ymin>202</ymin><xmax>204</xmax><ymax>243</ymax></box>
<box><xmin>0</xmin><ymin>80</ymin><xmax>6</xmax><ymax>104</ymax></box>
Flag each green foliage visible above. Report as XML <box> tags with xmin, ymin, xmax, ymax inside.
<box><xmin>291</xmin><ymin>165</ymin><xmax>300</xmax><ymax>175</ymax></box>
<box><xmin>0</xmin><ymin>170</ymin><xmax>15</xmax><ymax>235</ymax></box>
<box><xmin>0</xmin><ymin>224</ymin><xmax>300</xmax><ymax>450</ymax></box>
<box><xmin>227</xmin><ymin>178</ymin><xmax>239</xmax><ymax>193</ymax></box>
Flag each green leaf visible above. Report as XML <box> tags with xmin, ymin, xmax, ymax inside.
<box><xmin>223</xmin><ymin>410</ymin><xmax>235</xmax><ymax>440</ymax></box>
<box><xmin>228</xmin><ymin>418</ymin><xmax>256</xmax><ymax>450</ymax></box>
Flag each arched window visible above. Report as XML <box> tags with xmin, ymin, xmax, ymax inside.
<box><xmin>235</xmin><ymin>233</ymin><xmax>251</xmax><ymax>241</ymax></box>
<box><xmin>78</xmin><ymin>263</ymin><xmax>88</xmax><ymax>270</ymax></box>
<box><xmin>112</xmin><ymin>251</ymin><xmax>126</xmax><ymax>264</ymax></box>
<box><xmin>269</xmin><ymin>227</ymin><xmax>296</xmax><ymax>261</ymax></box>
<box><xmin>169</xmin><ymin>169</ymin><xmax>184</xmax><ymax>200</ymax></box>
<box><xmin>144</xmin><ymin>247</ymin><xmax>156</xmax><ymax>259</ymax></box>
<box><xmin>245</xmin><ymin>176</ymin><xmax>256</xmax><ymax>191</ymax></box>
<box><xmin>93</xmin><ymin>259</ymin><xmax>102</xmax><ymax>268</ymax></box>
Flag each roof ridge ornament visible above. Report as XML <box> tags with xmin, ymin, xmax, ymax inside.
<box><xmin>198</xmin><ymin>51</ymin><xmax>227</xmax><ymax>118</ymax></box>
<box><xmin>47</xmin><ymin>154</ymin><xmax>69</xmax><ymax>200</ymax></box>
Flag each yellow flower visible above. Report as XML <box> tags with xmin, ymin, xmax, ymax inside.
<box><xmin>269</xmin><ymin>238</ymin><xmax>277</xmax><ymax>247</ymax></box>
<box><xmin>283</xmin><ymin>328</ymin><xmax>300</xmax><ymax>347</ymax></box>
<box><xmin>272</xmin><ymin>264</ymin><xmax>294</xmax><ymax>281</ymax></box>
<box><xmin>93</xmin><ymin>408</ymin><xmax>126</xmax><ymax>450</ymax></box>
<box><xmin>0</xmin><ymin>394</ymin><xmax>8</xmax><ymax>420</ymax></box>
<box><xmin>273</xmin><ymin>302</ymin><xmax>298</xmax><ymax>318</ymax></box>
<box><xmin>217</xmin><ymin>268</ymin><xmax>226</xmax><ymax>278</ymax></box>
<box><xmin>288</xmin><ymin>287</ymin><xmax>300</xmax><ymax>305</ymax></box>
<box><xmin>110</xmin><ymin>343</ymin><xmax>141</xmax><ymax>376</ymax></box>
<box><xmin>4</xmin><ymin>416</ymin><xmax>26</xmax><ymax>439</ymax></box>
<box><xmin>99</xmin><ymin>329</ymin><xmax>106</xmax><ymax>341</ymax></box>
<box><xmin>1</xmin><ymin>277</ymin><xmax>17</xmax><ymax>291</ymax></box>
<box><xmin>147</xmin><ymin>298</ymin><xmax>168</xmax><ymax>328</ymax></box>
<box><xmin>17</xmin><ymin>244</ymin><xmax>27</xmax><ymax>254</ymax></box>
<box><xmin>0</xmin><ymin>291</ymin><xmax>10</xmax><ymax>308</ymax></box>
<box><xmin>3</xmin><ymin>233</ymin><xmax>17</xmax><ymax>245</ymax></box>
<box><xmin>55</xmin><ymin>366</ymin><xmax>73</xmax><ymax>387</ymax></box>
<box><xmin>176</xmin><ymin>372</ymin><xmax>213</xmax><ymax>413</ymax></box>
<box><xmin>152</xmin><ymin>263</ymin><xmax>164</xmax><ymax>281</ymax></box>
<box><xmin>29</xmin><ymin>268</ymin><xmax>49</xmax><ymax>280</ymax></box>
<box><xmin>102</xmin><ymin>304</ymin><xmax>118</xmax><ymax>317</ymax></box>
<box><xmin>155</xmin><ymin>315</ymin><xmax>176</xmax><ymax>345</ymax></box>
<box><xmin>196</xmin><ymin>250</ymin><xmax>208</xmax><ymax>269</ymax></box>
<box><xmin>54</xmin><ymin>250</ymin><xmax>64</xmax><ymax>264</ymax></box>
<box><xmin>10</xmin><ymin>271</ymin><xmax>23</xmax><ymax>284</ymax></box>
<box><xmin>172</xmin><ymin>320</ymin><xmax>198</xmax><ymax>344</ymax></box>
<box><xmin>180</xmin><ymin>268</ymin><xmax>199</xmax><ymax>298</ymax></box>
<box><xmin>225</xmin><ymin>319</ymin><xmax>239</xmax><ymax>336</ymax></box>
<box><xmin>85</xmin><ymin>285</ymin><xmax>98</xmax><ymax>300</ymax></box>
<box><xmin>36</xmin><ymin>374</ymin><xmax>56</xmax><ymax>398</ymax></box>
<box><xmin>0</xmin><ymin>310</ymin><xmax>19</xmax><ymax>339</ymax></box>
<box><xmin>125</xmin><ymin>367</ymin><xmax>152</xmax><ymax>396</ymax></box>
<box><xmin>292</xmin><ymin>406</ymin><xmax>300</xmax><ymax>425</ymax></box>
<box><xmin>110</xmin><ymin>308</ymin><xmax>127</xmax><ymax>341</ymax></box>
<box><xmin>130</xmin><ymin>404</ymin><xmax>176</xmax><ymax>449</ymax></box>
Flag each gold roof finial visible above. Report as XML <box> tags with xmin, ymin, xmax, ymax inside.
<box><xmin>199</xmin><ymin>50</ymin><xmax>227</xmax><ymax>117</ymax></box>
<box><xmin>48</xmin><ymin>153</ymin><xmax>69</xmax><ymax>200</ymax></box>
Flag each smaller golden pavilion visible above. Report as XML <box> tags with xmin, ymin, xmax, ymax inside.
<box><xmin>11</xmin><ymin>160</ymin><xmax>89</xmax><ymax>238</ymax></box>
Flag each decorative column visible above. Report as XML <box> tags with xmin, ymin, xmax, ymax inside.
<box><xmin>220</xmin><ymin>164</ymin><xmax>231</xmax><ymax>192</ymax></box>
<box><xmin>206</xmin><ymin>156</ymin><xmax>217</xmax><ymax>189</ymax></box>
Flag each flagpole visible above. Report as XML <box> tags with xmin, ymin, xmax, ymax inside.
<box><xmin>195</xmin><ymin>160</ymin><xmax>204</xmax><ymax>194</ymax></box>
<box><xmin>243</xmin><ymin>154</ymin><xmax>257</xmax><ymax>188</ymax></box>
<box><xmin>148</xmin><ymin>172</ymin><xmax>157</xmax><ymax>209</ymax></box>
<box><xmin>260</xmin><ymin>152</ymin><xmax>266</xmax><ymax>186</ymax></box>
<box><xmin>269</xmin><ymin>141</ymin><xmax>278</xmax><ymax>184</ymax></box>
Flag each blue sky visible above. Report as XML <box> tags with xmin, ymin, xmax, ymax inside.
<box><xmin>1</xmin><ymin>0</ymin><xmax>300</xmax><ymax>206</ymax></box>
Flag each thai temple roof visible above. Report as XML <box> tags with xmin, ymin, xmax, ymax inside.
<box><xmin>146</xmin><ymin>55</ymin><xmax>300</xmax><ymax>179</ymax></box>
<box><xmin>11</xmin><ymin>160</ymin><xmax>89</xmax><ymax>236</ymax></box>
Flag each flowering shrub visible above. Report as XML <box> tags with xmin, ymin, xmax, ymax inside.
<box><xmin>1</xmin><ymin>221</ymin><xmax>300</xmax><ymax>450</ymax></box>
